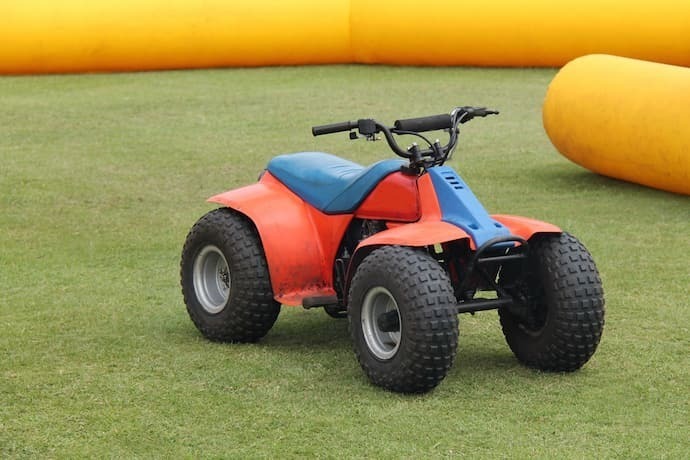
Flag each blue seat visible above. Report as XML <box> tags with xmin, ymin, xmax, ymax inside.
<box><xmin>266</xmin><ymin>152</ymin><xmax>405</xmax><ymax>214</ymax></box>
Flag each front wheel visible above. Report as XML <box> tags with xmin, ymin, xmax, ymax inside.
<box><xmin>499</xmin><ymin>233</ymin><xmax>605</xmax><ymax>371</ymax></box>
<box><xmin>348</xmin><ymin>246</ymin><xmax>459</xmax><ymax>393</ymax></box>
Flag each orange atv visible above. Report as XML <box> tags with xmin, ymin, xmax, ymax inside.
<box><xmin>181</xmin><ymin>107</ymin><xmax>605</xmax><ymax>393</ymax></box>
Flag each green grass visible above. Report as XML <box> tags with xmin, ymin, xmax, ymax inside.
<box><xmin>1</xmin><ymin>66</ymin><xmax>688</xmax><ymax>458</ymax></box>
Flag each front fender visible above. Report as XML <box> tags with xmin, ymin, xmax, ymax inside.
<box><xmin>356</xmin><ymin>221</ymin><xmax>471</xmax><ymax>249</ymax></box>
<box><xmin>346</xmin><ymin>215</ymin><xmax>561</xmax><ymax>303</ymax></box>
<box><xmin>491</xmin><ymin>214</ymin><xmax>561</xmax><ymax>240</ymax></box>
<box><xmin>346</xmin><ymin>221</ymin><xmax>471</xmax><ymax>298</ymax></box>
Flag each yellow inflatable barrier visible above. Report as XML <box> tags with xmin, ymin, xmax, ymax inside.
<box><xmin>350</xmin><ymin>0</ymin><xmax>690</xmax><ymax>67</ymax></box>
<box><xmin>2</xmin><ymin>0</ymin><xmax>690</xmax><ymax>73</ymax></box>
<box><xmin>543</xmin><ymin>55</ymin><xmax>690</xmax><ymax>196</ymax></box>
<box><xmin>0</xmin><ymin>0</ymin><xmax>351</xmax><ymax>74</ymax></box>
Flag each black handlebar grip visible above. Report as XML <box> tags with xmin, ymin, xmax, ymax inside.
<box><xmin>312</xmin><ymin>121</ymin><xmax>358</xmax><ymax>136</ymax></box>
<box><xmin>393</xmin><ymin>114</ymin><xmax>452</xmax><ymax>133</ymax></box>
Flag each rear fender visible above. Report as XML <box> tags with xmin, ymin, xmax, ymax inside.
<box><xmin>209</xmin><ymin>172</ymin><xmax>352</xmax><ymax>306</ymax></box>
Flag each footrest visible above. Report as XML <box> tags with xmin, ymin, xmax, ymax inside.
<box><xmin>302</xmin><ymin>295</ymin><xmax>339</xmax><ymax>308</ymax></box>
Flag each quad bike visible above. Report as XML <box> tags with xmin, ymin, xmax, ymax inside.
<box><xmin>180</xmin><ymin>106</ymin><xmax>605</xmax><ymax>393</ymax></box>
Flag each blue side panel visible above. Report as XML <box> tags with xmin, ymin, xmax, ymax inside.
<box><xmin>428</xmin><ymin>166</ymin><xmax>510</xmax><ymax>247</ymax></box>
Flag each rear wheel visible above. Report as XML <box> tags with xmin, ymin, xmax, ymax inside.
<box><xmin>348</xmin><ymin>246</ymin><xmax>458</xmax><ymax>393</ymax></box>
<box><xmin>499</xmin><ymin>233</ymin><xmax>605</xmax><ymax>371</ymax></box>
<box><xmin>180</xmin><ymin>208</ymin><xmax>280</xmax><ymax>342</ymax></box>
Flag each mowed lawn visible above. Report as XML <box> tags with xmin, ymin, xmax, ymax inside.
<box><xmin>1</xmin><ymin>66</ymin><xmax>688</xmax><ymax>458</ymax></box>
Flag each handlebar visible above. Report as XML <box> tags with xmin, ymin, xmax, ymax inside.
<box><xmin>311</xmin><ymin>106</ymin><xmax>499</xmax><ymax>167</ymax></box>
<box><xmin>394</xmin><ymin>114</ymin><xmax>452</xmax><ymax>132</ymax></box>
<box><xmin>312</xmin><ymin>120</ymin><xmax>358</xmax><ymax>136</ymax></box>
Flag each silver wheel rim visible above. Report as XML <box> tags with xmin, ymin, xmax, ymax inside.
<box><xmin>193</xmin><ymin>245</ymin><xmax>231</xmax><ymax>314</ymax></box>
<box><xmin>361</xmin><ymin>286</ymin><xmax>401</xmax><ymax>360</ymax></box>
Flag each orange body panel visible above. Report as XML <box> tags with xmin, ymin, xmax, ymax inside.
<box><xmin>349</xmin><ymin>173</ymin><xmax>471</xmax><ymax>284</ymax></box>
<box><xmin>355</xmin><ymin>171</ymin><xmax>419</xmax><ymax>222</ymax></box>
<box><xmin>491</xmin><ymin>214</ymin><xmax>561</xmax><ymax>240</ymax></box>
<box><xmin>208</xmin><ymin>173</ymin><xmax>352</xmax><ymax>306</ymax></box>
<box><xmin>206</xmin><ymin>169</ymin><xmax>560</xmax><ymax>307</ymax></box>
<box><xmin>417</xmin><ymin>173</ymin><xmax>443</xmax><ymax>221</ymax></box>
<box><xmin>355</xmin><ymin>174</ymin><xmax>470</xmax><ymax>249</ymax></box>
<box><xmin>357</xmin><ymin>221</ymin><xmax>470</xmax><ymax>249</ymax></box>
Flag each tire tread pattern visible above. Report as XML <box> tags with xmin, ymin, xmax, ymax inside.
<box><xmin>180</xmin><ymin>208</ymin><xmax>280</xmax><ymax>343</ymax></box>
<box><xmin>349</xmin><ymin>246</ymin><xmax>458</xmax><ymax>393</ymax></box>
<box><xmin>499</xmin><ymin>232</ymin><xmax>605</xmax><ymax>371</ymax></box>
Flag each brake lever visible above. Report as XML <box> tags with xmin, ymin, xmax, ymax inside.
<box><xmin>474</xmin><ymin>107</ymin><xmax>499</xmax><ymax>117</ymax></box>
<box><xmin>458</xmin><ymin>107</ymin><xmax>499</xmax><ymax>123</ymax></box>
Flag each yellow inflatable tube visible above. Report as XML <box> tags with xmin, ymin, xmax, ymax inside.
<box><xmin>351</xmin><ymin>0</ymin><xmax>690</xmax><ymax>67</ymax></box>
<box><xmin>2</xmin><ymin>0</ymin><xmax>690</xmax><ymax>73</ymax></box>
<box><xmin>543</xmin><ymin>55</ymin><xmax>690</xmax><ymax>196</ymax></box>
<box><xmin>0</xmin><ymin>0</ymin><xmax>351</xmax><ymax>74</ymax></box>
